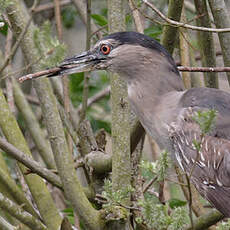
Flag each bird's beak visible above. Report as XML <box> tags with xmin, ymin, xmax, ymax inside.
<box><xmin>57</xmin><ymin>51</ymin><xmax>99</xmax><ymax>76</ymax></box>
<box><xmin>18</xmin><ymin>50</ymin><xmax>102</xmax><ymax>82</ymax></box>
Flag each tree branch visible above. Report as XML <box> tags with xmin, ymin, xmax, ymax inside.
<box><xmin>12</xmin><ymin>78</ymin><xmax>56</xmax><ymax>169</ymax></box>
<box><xmin>143</xmin><ymin>0</ymin><xmax>230</xmax><ymax>33</ymax></box>
<box><xmin>0</xmin><ymin>215</ymin><xmax>17</xmax><ymax>230</ymax></box>
<box><xmin>194</xmin><ymin>0</ymin><xmax>218</xmax><ymax>88</ymax></box>
<box><xmin>128</xmin><ymin>0</ymin><xmax>144</xmax><ymax>33</ymax></box>
<box><xmin>208</xmin><ymin>0</ymin><xmax>230</xmax><ymax>85</ymax></box>
<box><xmin>161</xmin><ymin>0</ymin><xmax>184</xmax><ymax>55</ymax></box>
<box><xmin>0</xmin><ymin>165</ymin><xmax>41</xmax><ymax>219</ymax></box>
<box><xmin>0</xmin><ymin>137</ymin><xmax>62</xmax><ymax>189</ymax></box>
<box><xmin>178</xmin><ymin>66</ymin><xmax>230</xmax><ymax>72</ymax></box>
<box><xmin>0</xmin><ymin>192</ymin><xmax>48</xmax><ymax>230</ymax></box>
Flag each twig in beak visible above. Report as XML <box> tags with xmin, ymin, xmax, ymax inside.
<box><xmin>18</xmin><ymin>67</ymin><xmax>61</xmax><ymax>83</ymax></box>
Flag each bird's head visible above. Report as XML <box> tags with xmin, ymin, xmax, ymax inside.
<box><xmin>55</xmin><ymin>31</ymin><xmax>180</xmax><ymax>84</ymax></box>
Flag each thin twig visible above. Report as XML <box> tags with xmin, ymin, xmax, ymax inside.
<box><xmin>80</xmin><ymin>0</ymin><xmax>91</xmax><ymax>121</ymax></box>
<box><xmin>90</xmin><ymin>25</ymin><xmax>107</xmax><ymax>39</ymax></box>
<box><xmin>158</xmin><ymin>180</ymin><xmax>165</xmax><ymax>204</ymax></box>
<box><xmin>54</xmin><ymin>0</ymin><xmax>73</xmax><ymax>154</ymax></box>
<box><xmin>143</xmin><ymin>176</ymin><xmax>157</xmax><ymax>193</ymax></box>
<box><xmin>118</xmin><ymin>202</ymin><xmax>141</xmax><ymax>211</ymax></box>
<box><xmin>186</xmin><ymin>174</ymin><xmax>194</xmax><ymax>230</ymax></box>
<box><xmin>143</xmin><ymin>0</ymin><xmax>230</xmax><ymax>33</ymax></box>
<box><xmin>178</xmin><ymin>66</ymin><xmax>230</xmax><ymax>72</ymax></box>
<box><xmin>0</xmin><ymin>137</ymin><xmax>62</xmax><ymax>189</ymax></box>
<box><xmin>129</xmin><ymin>0</ymin><xmax>144</xmax><ymax>33</ymax></box>
<box><xmin>18</xmin><ymin>67</ymin><xmax>61</xmax><ymax>82</ymax></box>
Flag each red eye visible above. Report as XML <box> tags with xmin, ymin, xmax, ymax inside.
<box><xmin>100</xmin><ymin>44</ymin><xmax>111</xmax><ymax>55</ymax></box>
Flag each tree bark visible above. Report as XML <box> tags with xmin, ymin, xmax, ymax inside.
<box><xmin>3</xmin><ymin>0</ymin><xmax>104</xmax><ymax>229</ymax></box>
<box><xmin>161</xmin><ymin>0</ymin><xmax>184</xmax><ymax>54</ymax></box>
<box><xmin>0</xmin><ymin>89</ymin><xmax>62</xmax><ymax>230</ymax></box>
<box><xmin>208</xmin><ymin>0</ymin><xmax>230</xmax><ymax>86</ymax></box>
<box><xmin>195</xmin><ymin>0</ymin><xmax>218</xmax><ymax>88</ymax></box>
<box><xmin>108</xmin><ymin>0</ymin><xmax>132</xmax><ymax>229</ymax></box>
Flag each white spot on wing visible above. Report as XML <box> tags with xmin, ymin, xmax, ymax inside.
<box><xmin>216</xmin><ymin>178</ymin><xmax>223</xmax><ymax>186</ymax></box>
<box><xmin>200</xmin><ymin>151</ymin><xmax>205</xmax><ymax>162</ymax></box>
<box><xmin>175</xmin><ymin>151</ymin><xmax>184</xmax><ymax>171</ymax></box>
<box><xmin>178</xmin><ymin>143</ymin><xmax>190</xmax><ymax>165</ymax></box>
<box><xmin>213</xmin><ymin>146</ymin><xmax>216</xmax><ymax>154</ymax></box>
<box><xmin>205</xmin><ymin>140</ymin><xmax>208</xmax><ymax>152</ymax></box>
<box><xmin>208</xmin><ymin>185</ymin><xmax>215</xmax><ymax>189</ymax></box>
<box><xmin>185</xmin><ymin>137</ymin><xmax>189</xmax><ymax>146</ymax></box>
<box><xmin>196</xmin><ymin>161</ymin><xmax>205</xmax><ymax>168</ymax></box>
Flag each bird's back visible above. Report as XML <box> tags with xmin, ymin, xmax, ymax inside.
<box><xmin>179</xmin><ymin>87</ymin><xmax>230</xmax><ymax>140</ymax></box>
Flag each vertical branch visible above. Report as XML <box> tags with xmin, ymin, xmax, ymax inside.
<box><xmin>108</xmin><ymin>0</ymin><xmax>130</xmax><ymax>191</ymax></box>
<box><xmin>185</xmin><ymin>174</ymin><xmax>194</xmax><ymax>229</ymax></box>
<box><xmin>72</xmin><ymin>0</ymin><xmax>101</xmax><ymax>39</ymax></box>
<box><xmin>80</xmin><ymin>0</ymin><xmax>91</xmax><ymax>121</ymax></box>
<box><xmin>53</xmin><ymin>0</ymin><xmax>72</xmax><ymax>151</ymax></box>
<box><xmin>194</xmin><ymin>0</ymin><xmax>218</xmax><ymax>89</ymax></box>
<box><xmin>108</xmin><ymin>0</ymin><xmax>131</xmax><ymax>228</ymax></box>
<box><xmin>54</xmin><ymin>0</ymin><xmax>62</xmax><ymax>39</ymax></box>
<box><xmin>179</xmin><ymin>7</ymin><xmax>191</xmax><ymax>89</ymax></box>
<box><xmin>208</xmin><ymin>0</ymin><xmax>230</xmax><ymax>86</ymax></box>
<box><xmin>4</xmin><ymin>27</ymin><xmax>15</xmax><ymax>113</ymax></box>
<box><xmin>128</xmin><ymin>0</ymin><xmax>144</xmax><ymax>33</ymax></box>
<box><xmin>189</xmin><ymin>47</ymin><xmax>202</xmax><ymax>88</ymax></box>
<box><xmin>175</xmin><ymin>166</ymin><xmax>205</xmax><ymax>217</ymax></box>
<box><xmin>161</xmin><ymin>0</ymin><xmax>184</xmax><ymax>54</ymax></box>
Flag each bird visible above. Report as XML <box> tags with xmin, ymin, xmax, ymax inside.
<box><xmin>21</xmin><ymin>31</ymin><xmax>230</xmax><ymax>217</ymax></box>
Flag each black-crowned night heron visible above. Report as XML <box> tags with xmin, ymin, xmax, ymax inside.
<box><xmin>25</xmin><ymin>32</ymin><xmax>230</xmax><ymax>216</ymax></box>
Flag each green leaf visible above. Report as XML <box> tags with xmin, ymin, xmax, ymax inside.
<box><xmin>192</xmin><ymin>109</ymin><xmax>217</xmax><ymax>134</ymax></box>
<box><xmin>169</xmin><ymin>198</ymin><xmax>187</xmax><ymax>209</ymax></box>
<box><xmin>91</xmin><ymin>14</ymin><xmax>107</xmax><ymax>26</ymax></box>
<box><xmin>144</xmin><ymin>26</ymin><xmax>162</xmax><ymax>41</ymax></box>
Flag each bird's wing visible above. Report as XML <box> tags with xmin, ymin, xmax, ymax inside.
<box><xmin>179</xmin><ymin>87</ymin><xmax>230</xmax><ymax>140</ymax></box>
<box><xmin>169</xmin><ymin>103</ymin><xmax>230</xmax><ymax>217</ymax></box>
